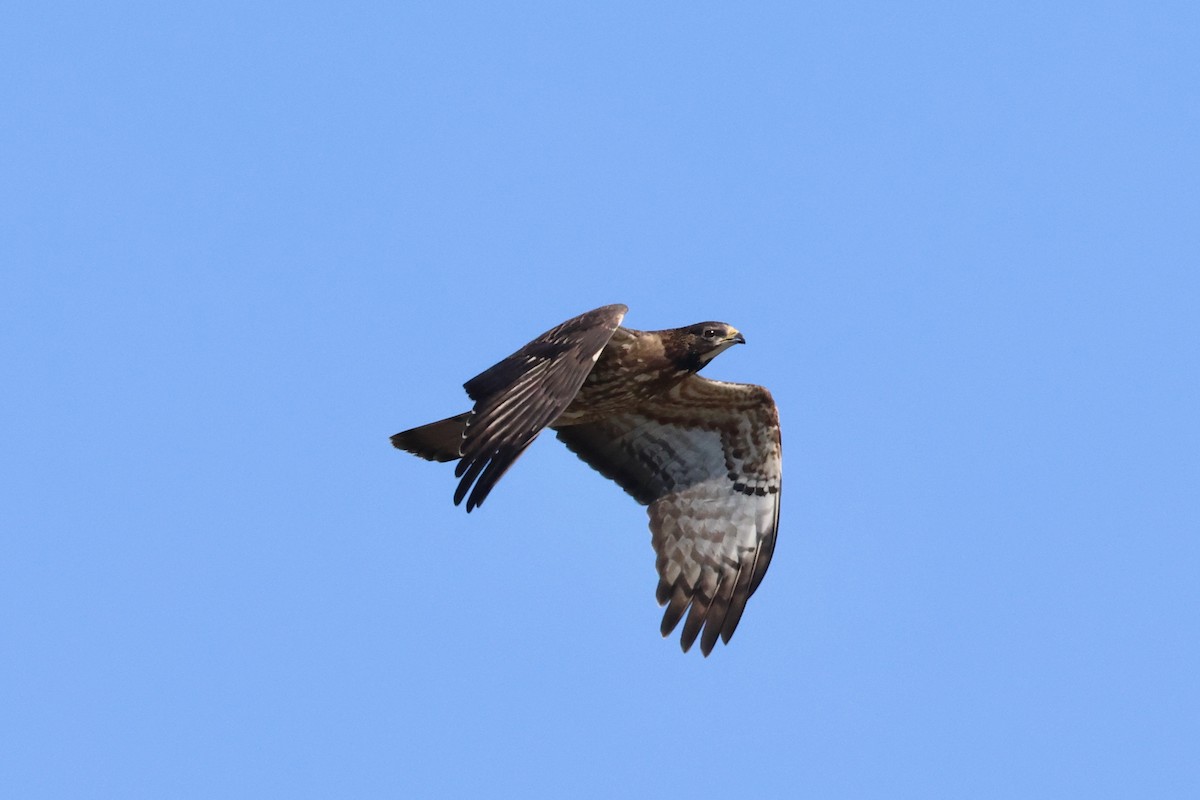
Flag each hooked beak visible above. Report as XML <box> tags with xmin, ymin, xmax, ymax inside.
<box><xmin>728</xmin><ymin>330</ymin><xmax>746</xmax><ymax>345</ymax></box>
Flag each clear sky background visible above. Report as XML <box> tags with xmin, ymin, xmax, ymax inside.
<box><xmin>4</xmin><ymin>2</ymin><xmax>1198</xmax><ymax>797</ymax></box>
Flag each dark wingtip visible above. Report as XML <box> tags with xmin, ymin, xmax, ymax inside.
<box><xmin>659</xmin><ymin>590</ymin><xmax>689</xmax><ymax>638</ymax></box>
<box><xmin>453</xmin><ymin>455</ymin><xmax>489</xmax><ymax>509</ymax></box>
<box><xmin>679</xmin><ymin>609</ymin><xmax>704</xmax><ymax>654</ymax></box>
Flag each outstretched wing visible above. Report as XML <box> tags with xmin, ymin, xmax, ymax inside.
<box><xmin>555</xmin><ymin>376</ymin><xmax>781</xmax><ymax>655</ymax></box>
<box><xmin>454</xmin><ymin>304</ymin><xmax>627</xmax><ymax>512</ymax></box>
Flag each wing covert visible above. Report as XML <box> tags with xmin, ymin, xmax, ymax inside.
<box><xmin>555</xmin><ymin>375</ymin><xmax>781</xmax><ymax>655</ymax></box>
<box><xmin>454</xmin><ymin>304</ymin><xmax>627</xmax><ymax>511</ymax></box>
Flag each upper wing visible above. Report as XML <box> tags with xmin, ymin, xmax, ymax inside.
<box><xmin>555</xmin><ymin>375</ymin><xmax>781</xmax><ymax>655</ymax></box>
<box><xmin>454</xmin><ymin>304</ymin><xmax>627</xmax><ymax>512</ymax></box>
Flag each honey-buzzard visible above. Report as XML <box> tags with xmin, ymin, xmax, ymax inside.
<box><xmin>391</xmin><ymin>304</ymin><xmax>781</xmax><ymax>656</ymax></box>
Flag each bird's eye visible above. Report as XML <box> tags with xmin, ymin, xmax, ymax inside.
<box><xmin>703</xmin><ymin>328</ymin><xmax>719</xmax><ymax>339</ymax></box>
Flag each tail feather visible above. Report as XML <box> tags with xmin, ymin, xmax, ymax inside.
<box><xmin>391</xmin><ymin>412</ymin><xmax>470</xmax><ymax>462</ymax></box>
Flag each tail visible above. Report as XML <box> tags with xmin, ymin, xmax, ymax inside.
<box><xmin>390</xmin><ymin>412</ymin><xmax>470</xmax><ymax>462</ymax></box>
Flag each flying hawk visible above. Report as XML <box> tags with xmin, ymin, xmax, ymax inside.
<box><xmin>391</xmin><ymin>304</ymin><xmax>781</xmax><ymax>656</ymax></box>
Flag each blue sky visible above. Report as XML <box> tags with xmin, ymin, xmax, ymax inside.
<box><xmin>4</xmin><ymin>1</ymin><xmax>1198</xmax><ymax>797</ymax></box>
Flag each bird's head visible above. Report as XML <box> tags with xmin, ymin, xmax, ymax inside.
<box><xmin>675</xmin><ymin>322</ymin><xmax>745</xmax><ymax>372</ymax></box>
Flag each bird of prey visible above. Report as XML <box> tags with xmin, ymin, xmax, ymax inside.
<box><xmin>391</xmin><ymin>304</ymin><xmax>781</xmax><ymax>656</ymax></box>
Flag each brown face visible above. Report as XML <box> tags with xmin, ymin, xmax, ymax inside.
<box><xmin>682</xmin><ymin>322</ymin><xmax>745</xmax><ymax>369</ymax></box>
